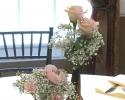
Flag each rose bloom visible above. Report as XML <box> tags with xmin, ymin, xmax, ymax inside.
<box><xmin>24</xmin><ymin>80</ymin><xmax>37</xmax><ymax>93</ymax></box>
<box><xmin>65</xmin><ymin>5</ymin><xmax>84</xmax><ymax>23</ymax></box>
<box><xmin>45</xmin><ymin>64</ymin><xmax>57</xmax><ymax>72</ymax></box>
<box><xmin>51</xmin><ymin>94</ymin><xmax>63</xmax><ymax>100</ymax></box>
<box><xmin>45</xmin><ymin>64</ymin><xmax>67</xmax><ymax>85</ymax></box>
<box><xmin>78</xmin><ymin>17</ymin><xmax>99</xmax><ymax>38</ymax></box>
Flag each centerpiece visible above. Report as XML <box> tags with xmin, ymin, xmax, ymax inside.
<box><xmin>13</xmin><ymin>64</ymin><xmax>76</xmax><ymax>100</ymax></box>
<box><xmin>49</xmin><ymin>5</ymin><xmax>104</xmax><ymax>100</ymax></box>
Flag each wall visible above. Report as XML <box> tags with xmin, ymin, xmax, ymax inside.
<box><xmin>0</xmin><ymin>58</ymin><xmax>96</xmax><ymax>77</ymax></box>
<box><xmin>120</xmin><ymin>0</ymin><xmax>125</xmax><ymax>17</ymax></box>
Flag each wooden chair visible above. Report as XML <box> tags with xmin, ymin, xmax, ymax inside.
<box><xmin>0</xmin><ymin>27</ymin><xmax>53</xmax><ymax>77</ymax></box>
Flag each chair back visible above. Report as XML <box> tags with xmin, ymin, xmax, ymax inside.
<box><xmin>0</xmin><ymin>27</ymin><xmax>53</xmax><ymax>76</ymax></box>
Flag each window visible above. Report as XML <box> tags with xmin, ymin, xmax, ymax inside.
<box><xmin>0</xmin><ymin>0</ymin><xmax>92</xmax><ymax>59</ymax></box>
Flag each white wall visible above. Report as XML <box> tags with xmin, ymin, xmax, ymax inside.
<box><xmin>120</xmin><ymin>0</ymin><xmax>125</xmax><ymax>16</ymax></box>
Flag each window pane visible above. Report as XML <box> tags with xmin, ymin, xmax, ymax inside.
<box><xmin>0</xmin><ymin>0</ymin><xmax>18</xmax><ymax>31</ymax></box>
<box><xmin>20</xmin><ymin>0</ymin><xmax>54</xmax><ymax>31</ymax></box>
<box><xmin>0</xmin><ymin>0</ymin><xmax>92</xmax><ymax>59</ymax></box>
<box><xmin>55</xmin><ymin>0</ymin><xmax>92</xmax><ymax>26</ymax></box>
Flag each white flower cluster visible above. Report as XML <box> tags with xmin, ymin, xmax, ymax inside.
<box><xmin>13</xmin><ymin>65</ymin><xmax>76</xmax><ymax>100</ymax></box>
<box><xmin>49</xmin><ymin>24</ymin><xmax>104</xmax><ymax>67</ymax></box>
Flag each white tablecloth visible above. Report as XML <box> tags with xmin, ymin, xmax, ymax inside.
<box><xmin>0</xmin><ymin>74</ymin><xmax>124</xmax><ymax>100</ymax></box>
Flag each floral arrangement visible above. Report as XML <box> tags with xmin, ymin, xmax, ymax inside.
<box><xmin>49</xmin><ymin>5</ymin><xmax>104</xmax><ymax>68</ymax></box>
<box><xmin>13</xmin><ymin>64</ymin><xmax>76</xmax><ymax>100</ymax></box>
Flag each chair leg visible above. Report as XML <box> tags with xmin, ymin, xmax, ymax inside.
<box><xmin>0</xmin><ymin>72</ymin><xmax>1</xmax><ymax>77</ymax></box>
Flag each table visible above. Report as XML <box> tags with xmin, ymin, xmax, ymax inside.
<box><xmin>81</xmin><ymin>75</ymin><xmax>124</xmax><ymax>100</ymax></box>
<box><xmin>0</xmin><ymin>74</ymin><xmax>124</xmax><ymax>100</ymax></box>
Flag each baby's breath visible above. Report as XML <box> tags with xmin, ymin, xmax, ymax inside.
<box><xmin>49</xmin><ymin>24</ymin><xmax>104</xmax><ymax>67</ymax></box>
<box><xmin>13</xmin><ymin>69</ymin><xmax>76</xmax><ymax>100</ymax></box>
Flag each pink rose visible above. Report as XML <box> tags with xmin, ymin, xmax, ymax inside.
<box><xmin>45</xmin><ymin>64</ymin><xmax>58</xmax><ymax>72</ymax></box>
<box><xmin>58</xmin><ymin>69</ymin><xmax>67</xmax><ymax>84</ymax></box>
<box><xmin>45</xmin><ymin>64</ymin><xmax>67</xmax><ymax>85</ymax></box>
<box><xmin>78</xmin><ymin>17</ymin><xmax>99</xmax><ymax>38</ymax></box>
<box><xmin>65</xmin><ymin>6</ymin><xmax>84</xmax><ymax>23</ymax></box>
<box><xmin>51</xmin><ymin>94</ymin><xmax>63</xmax><ymax>100</ymax></box>
<box><xmin>24</xmin><ymin>80</ymin><xmax>37</xmax><ymax>93</ymax></box>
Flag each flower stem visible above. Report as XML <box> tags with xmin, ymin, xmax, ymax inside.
<box><xmin>72</xmin><ymin>22</ymin><xmax>77</xmax><ymax>39</ymax></box>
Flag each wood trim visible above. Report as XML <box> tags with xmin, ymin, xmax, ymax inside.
<box><xmin>106</xmin><ymin>0</ymin><xmax>120</xmax><ymax>75</ymax></box>
<box><xmin>113</xmin><ymin>0</ymin><xmax>120</xmax><ymax>75</ymax></box>
<box><xmin>91</xmin><ymin>0</ymin><xmax>120</xmax><ymax>75</ymax></box>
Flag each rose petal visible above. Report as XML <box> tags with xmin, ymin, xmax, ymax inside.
<box><xmin>45</xmin><ymin>65</ymin><xmax>67</xmax><ymax>85</ymax></box>
<box><xmin>45</xmin><ymin>64</ymin><xmax>58</xmax><ymax>72</ymax></box>
<box><xmin>24</xmin><ymin>80</ymin><xmax>36</xmax><ymax>93</ymax></box>
<box><xmin>65</xmin><ymin>5</ymin><xmax>85</xmax><ymax>23</ymax></box>
<box><xmin>78</xmin><ymin>17</ymin><xmax>99</xmax><ymax>37</ymax></box>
